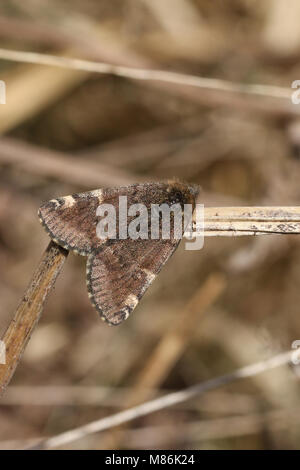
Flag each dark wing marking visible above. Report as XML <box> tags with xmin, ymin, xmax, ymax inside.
<box><xmin>86</xmin><ymin>237</ymin><xmax>180</xmax><ymax>325</ymax></box>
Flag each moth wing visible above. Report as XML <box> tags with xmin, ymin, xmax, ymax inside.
<box><xmin>87</xmin><ymin>238</ymin><xmax>180</xmax><ymax>325</ymax></box>
<box><xmin>38</xmin><ymin>189</ymin><xmax>114</xmax><ymax>255</ymax></box>
<box><xmin>37</xmin><ymin>183</ymin><xmax>180</xmax><ymax>255</ymax></box>
<box><xmin>38</xmin><ymin>182</ymin><xmax>199</xmax><ymax>324</ymax></box>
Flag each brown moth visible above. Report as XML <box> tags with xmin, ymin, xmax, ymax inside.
<box><xmin>38</xmin><ymin>181</ymin><xmax>199</xmax><ymax>325</ymax></box>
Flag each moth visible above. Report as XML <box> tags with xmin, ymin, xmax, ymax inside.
<box><xmin>38</xmin><ymin>181</ymin><xmax>199</xmax><ymax>325</ymax></box>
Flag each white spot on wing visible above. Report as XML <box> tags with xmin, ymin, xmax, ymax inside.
<box><xmin>90</xmin><ymin>189</ymin><xmax>104</xmax><ymax>203</ymax></box>
<box><xmin>142</xmin><ymin>269</ymin><xmax>156</xmax><ymax>286</ymax></box>
<box><xmin>125</xmin><ymin>293</ymin><xmax>139</xmax><ymax>309</ymax></box>
<box><xmin>50</xmin><ymin>199</ymin><xmax>60</xmax><ymax>208</ymax></box>
<box><xmin>63</xmin><ymin>195</ymin><xmax>76</xmax><ymax>208</ymax></box>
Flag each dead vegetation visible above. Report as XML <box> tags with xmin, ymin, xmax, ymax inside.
<box><xmin>0</xmin><ymin>0</ymin><xmax>300</xmax><ymax>450</ymax></box>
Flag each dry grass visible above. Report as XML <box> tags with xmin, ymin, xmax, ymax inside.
<box><xmin>1</xmin><ymin>0</ymin><xmax>300</xmax><ymax>450</ymax></box>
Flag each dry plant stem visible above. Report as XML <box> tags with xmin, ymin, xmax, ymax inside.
<box><xmin>30</xmin><ymin>349</ymin><xmax>297</xmax><ymax>450</ymax></box>
<box><xmin>202</xmin><ymin>206</ymin><xmax>300</xmax><ymax>236</ymax></box>
<box><xmin>0</xmin><ymin>48</ymin><xmax>298</xmax><ymax>117</ymax></box>
<box><xmin>0</xmin><ymin>48</ymin><xmax>298</xmax><ymax>120</ymax></box>
<box><xmin>0</xmin><ymin>48</ymin><xmax>290</xmax><ymax>100</ymax></box>
<box><xmin>1</xmin><ymin>387</ymin><xmax>255</xmax><ymax>412</ymax></box>
<box><xmin>0</xmin><ymin>241</ymin><xmax>68</xmax><ymax>396</ymax></box>
<box><xmin>128</xmin><ymin>274</ymin><xmax>226</xmax><ymax>405</ymax></box>
<box><xmin>104</xmin><ymin>273</ymin><xmax>226</xmax><ymax>448</ymax></box>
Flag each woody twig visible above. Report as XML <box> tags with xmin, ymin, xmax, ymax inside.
<box><xmin>202</xmin><ymin>206</ymin><xmax>300</xmax><ymax>236</ymax></box>
<box><xmin>0</xmin><ymin>241</ymin><xmax>68</xmax><ymax>396</ymax></box>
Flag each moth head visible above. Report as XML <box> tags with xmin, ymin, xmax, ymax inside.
<box><xmin>166</xmin><ymin>180</ymin><xmax>200</xmax><ymax>209</ymax></box>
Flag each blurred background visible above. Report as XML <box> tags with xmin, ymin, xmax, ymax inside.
<box><xmin>0</xmin><ymin>0</ymin><xmax>300</xmax><ymax>450</ymax></box>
